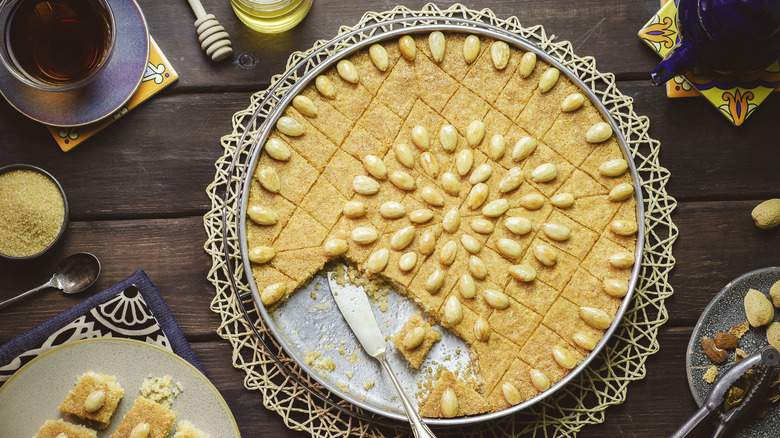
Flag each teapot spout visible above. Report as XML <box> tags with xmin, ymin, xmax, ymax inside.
<box><xmin>650</xmin><ymin>42</ymin><xmax>699</xmax><ymax>85</ymax></box>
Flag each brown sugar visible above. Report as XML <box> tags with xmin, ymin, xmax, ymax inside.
<box><xmin>0</xmin><ymin>169</ymin><xmax>65</xmax><ymax>257</ymax></box>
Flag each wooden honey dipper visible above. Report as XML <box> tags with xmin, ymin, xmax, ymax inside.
<box><xmin>186</xmin><ymin>0</ymin><xmax>233</xmax><ymax>62</ymax></box>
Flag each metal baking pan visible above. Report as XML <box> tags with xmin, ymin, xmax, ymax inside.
<box><xmin>237</xmin><ymin>18</ymin><xmax>645</xmax><ymax>426</ymax></box>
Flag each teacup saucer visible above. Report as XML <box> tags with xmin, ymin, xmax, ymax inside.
<box><xmin>0</xmin><ymin>0</ymin><xmax>149</xmax><ymax>127</ymax></box>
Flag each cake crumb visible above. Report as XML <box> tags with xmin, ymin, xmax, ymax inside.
<box><xmin>364</xmin><ymin>380</ymin><xmax>376</xmax><ymax>390</ymax></box>
<box><xmin>338</xmin><ymin>382</ymin><xmax>350</xmax><ymax>393</ymax></box>
<box><xmin>345</xmin><ymin>370</ymin><xmax>354</xmax><ymax>379</ymax></box>
<box><xmin>140</xmin><ymin>374</ymin><xmax>182</xmax><ymax>408</ymax></box>
<box><xmin>304</xmin><ymin>350</ymin><xmax>322</xmax><ymax>366</ymax></box>
<box><xmin>703</xmin><ymin>366</ymin><xmax>719</xmax><ymax>383</ymax></box>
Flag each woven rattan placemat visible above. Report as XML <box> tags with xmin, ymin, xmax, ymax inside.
<box><xmin>204</xmin><ymin>3</ymin><xmax>678</xmax><ymax>436</ymax></box>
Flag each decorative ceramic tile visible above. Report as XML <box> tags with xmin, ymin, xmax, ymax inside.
<box><xmin>47</xmin><ymin>36</ymin><xmax>178</xmax><ymax>151</ymax></box>
<box><xmin>638</xmin><ymin>0</ymin><xmax>780</xmax><ymax>125</ymax></box>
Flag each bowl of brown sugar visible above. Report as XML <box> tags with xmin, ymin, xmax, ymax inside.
<box><xmin>0</xmin><ymin>164</ymin><xmax>68</xmax><ymax>260</ymax></box>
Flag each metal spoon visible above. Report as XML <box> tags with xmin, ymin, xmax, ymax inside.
<box><xmin>0</xmin><ymin>252</ymin><xmax>101</xmax><ymax>310</ymax></box>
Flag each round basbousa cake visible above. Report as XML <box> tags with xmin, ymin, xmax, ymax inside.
<box><xmin>245</xmin><ymin>31</ymin><xmax>638</xmax><ymax>417</ymax></box>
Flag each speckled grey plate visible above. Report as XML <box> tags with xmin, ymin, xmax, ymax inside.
<box><xmin>0</xmin><ymin>0</ymin><xmax>149</xmax><ymax>127</ymax></box>
<box><xmin>687</xmin><ymin>267</ymin><xmax>780</xmax><ymax>436</ymax></box>
<box><xmin>0</xmin><ymin>338</ymin><xmax>240</xmax><ymax>437</ymax></box>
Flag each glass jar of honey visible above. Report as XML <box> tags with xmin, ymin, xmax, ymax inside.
<box><xmin>230</xmin><ymin>0</ymin><xmax>312</xmax><ymax>33</ymax></box>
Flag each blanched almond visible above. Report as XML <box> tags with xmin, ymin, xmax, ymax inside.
<box><xmin>389</xmin><ymin>170</ymin><xmax>415</xmax><ymax>190</ymax></box>
<box><xmin>610</xmin><ymin>219</ymin><xmax>638</xmax><ymax>236</ymax></box>
<box><xmin>315</xmin><ymin>75</ymin><xmax>336</xmax><ymax>98</ymax></box>
<box><xmin>256</xmin><ymin>166</ymin><xmax>281</xmax><ymax>193</ymax></box>
<box><xmin>428</xmin><ymin>31</ymin><xmax>446</xmax><ymax>62</ymax></box>
<box><xmin>292</xmin><ymin>95</ymin><xmax>317</xmax><ymax>117</ymax></box>
<box><xmin>362</xmin><ymin>155</ymin><xmax>387</xmax><ymax>179</ymax></box>
<box><xmin>519</xmin><ymin>193</ymin><xmax>545</xmax><ymax>210</ymax></box>
<box><xmin>394</xmin><ymin>144</ymin><xmax>415</xmax><ymax>168</ymax></box>
<box><xmin>456</xmin><ymin>149</ymin><xmax>474</xmax><ymax>176</ymax></box>
<box><xmin>475</xmin><ymin>316</ymin><xmax>491</xmax><ymax>342</ymax></box>
<box><xmin>467</xmin><ymin>183</ymin><xmax>489</xmax><ymax>209</ymax></box>
<box><xmin>531</xmin><ymin>163</ymin><xmax>557</xmax><ymax>183</ymax></box>
<box><xmin>542</xmin><ymin>223</ymin><xmax>570</xmax><ymax>241</ymax></box>
<box><xmin>369</xmin><ymin>44</ymin><xmax>389</xmax><ymax>71</ymax></box>
<box><xmin>469</xmin><ymin>256</ymin><xmax>487</xmax><ymax>279</ymax></box>
<box><xmin>482</xmin><ymin>199</ymin><xmax>509</xmax><ymax>217</ymax></box>
<box><xmin>443</xmin><ymin>295</ymin><xmax>464</xmax><ymax>325</ymax></box>
<box><xmin>463</xmin><ymin>35</ymin><xmax>480</xmax><ymax>63</ymax></box>
<box><xmin>599</xmin><ymin>159</ymin><xmax>629</xmax><ymax>177</ymax></box>
<box><xmin>572</xmin><ymin>332</ymin><xmax>598</xmax><ymax>351</ymax></box>
<box><xmin>509</xmin><ymin>264</ymin><xmax>536</xmax><ymax>282</ymax></box>
<box><xmin>496</xmin><ymin>238</ymin><xmax>523</xmax><ymax>259</ymax></box>
<box><xmin>561</xmin><ymin>92</ymin><xmax>585</xmax><ymax>112</ymax></box>
<box><xmin>399</xmin><ymin>252</ymin><xmax>418</xmax><ymax>271</ymax></box>
<box><xmin>366</xmin><ymin>248</ymin><xmax>389</xmax><ymax>273</ymax></box>
<box><xmin>411</xmin><ymin>125</ymin><xmax>430</xmax><ymax>150</ymax></box>
<box><xmin>248</xmin><ymin>205</ymin><xmax>279</xmax><ymax>225</ymax></box>
<box><xmin>518</xmin><ymin>52</ymin><xmax>537</xmax><ymax>78</ymax></box>
<box><xmin>489</xmin><ymin>134</ymin><xmax>507</xmax><ymax>160</ymax></box>
<box><xmin>609</xmin><ymin>251</ymin><xmax>635</xmax><ymax>268</ymax></box>
<box><xmin>390</xmin><ymin>226</ymin><xmax>416</xmax><ymax>250</ymax></box>
<box><xmin>443</xmin><ymin>208</ymin><xmax>460</xmax><ymax>233</ymax></box>
<box><xmin>440</xmin><ymin>125</ymin><xmax>458</xmax><ymax>152</ymax></box>
<box><xmin>538</xmin><ymin>68</ymin><xmax>560</xmax><ymax>93</ymax></box>
<box><xmin>460</xmin><ymin>234</ymin><xmax>482</xmax><ymax>254</ymax></box>
<box><xmin>498</xmin><ymin>167</ymin><xmax>524</xmax><ymax>193</ymax></box>
<box><xmin>490</xmin><ymin>41</ymin><xmax>510</xmax><ymax>69</ymax></box>
<box><xmin>579</xmin><ymin>307</ymin><xmax>612</xmax><ymax>330</ymax></box>
<box><xmin>530</xmin><ymin>369</ymin><xmax>550</xmax><ymax>391</ymax></box>
<box><xmin>505</xmin><ymin>217</ymin><xmax>533</xmax><ymax>235</ymax></box>
<box><xmin>459</xmin><ymin>273</ymin><xmax>476</xmax><ymax>298</ymax></box>
<box><xmin>466</xmin><ymin>120</ymin><xmax>486</xmax><ymax>146</ymax></box>
<box><xmin>399</xmin><ymin>35</ymin><xmax>416</xmax><ymax>61</ymax></box>
<box><xmin>441</xmin><ymin>172</ymin><xmax>461</xmax><ymax>196</ymax></box>
<box><xmin>343</xmin><ymin>200</ymin><xmax>367</xmax><ymax>218</ymax></box>
<box><xmin>609</xmin><ymin>183</ymin><xmax>635</xmax><ymax>201</ymax></box>
<box><xmin>483</xmin><ymin>288</ymin><xmax>509</xmax><ymax>309</ymax></box>
<box><xmin>421</xmin><ymin>186</ymin><xmax>444</xmax><ymax>207</ymax></box>
<box><xmin>501</xmin><ymin>382</ymin><xmax>521</xmax><ymax>405</ymax></box>
<box><xmin>533</xmin><ymin>243</ymin><xmax>558</xmax><ymax>266</ymax></box>
<box><xmin>603</xmin><ymin>279</ymin><xmax>628</xmax><ymax>297</ymax></box>
<box><xmin>351</xmin><ymin>226</ymin><xmax>378</xmax><ymax>245</ymax></box>
<box><xmin>336</xmin><ymin>59</ymin><xmax>359</xmax><ymax>83</ymax></box>
<box><xmin>323</xmin><ymin>239</ymin><xmax>348</xmax><ymax>256</ymax></box>
<box><xmin>550</xmin><ymin>193</ymin><xmax>575</xmax><ymax>208</ymax></box>
<box><xmin>379</xmin><ymin>201</ymin><xmax>406</xmax><ymax>219</ymax></box>
<box><xmin>249</xmin><ymin>246</ymin><xmax>275</xmax><ymax>264</ymax></box>
<box><xmin>419</xmin><ymin>230</ymin><xmax>436</xmax><ymax>255</ymax></box>
<box><xmin>84</xmin><ymin>389</ymin><xmax>106</xmax><ymax>412</ymax></box>
<box><xmin>552</xmin><ymin>345</ymin><xmax>577</xmax><ymax>369</ymax></box>
<box><xmin>469</xmin><ymin>163</ymin><xmax>493</xmax><ymax>185</ymax></box>
<box><xmin>277</xmin><ymin>116</ymin><xmax>305</xmax><ymax>137</ymax></box>
<box><xmin>512</xmin><ymin>136</ymin><xmax>538</xmax><ymax>161</ymax></box>
<box><xmin>470</xmin><ymin>218</ymin><xmax>494</xmax><ymax>234</ymax></box>
<box><xmin>419</xmin><ymin>152</ymin><xmax>439</xmax><ymax>177</ymax></box>
<box><xmin>586</xmin><ymin>122</ymin><xmax>613</xmax><ymax>143</ymax></box>
<box><xmin>352</xmin><ymin>175</ymin><xmax>380</xmax><ymax>195</ymax></box>
<box><xmin>403</xmin><ymin>326</ymin><xmax>426</xmax><ymax>349</ymax></box>
<box><xmin>261</xmin><ymin>283</ymin><xmax>287</xmax><ymax>306</ymax></box>
<box><xmin>265</xmin><ymin>138</ymin><xmax>291</xmax><ymax>161</ymax></box>
<box><xmin>425</xmin><ymin>269</ymin><xmax>446</xmax><ymax>294</ymax></box>
<box><xmin>441</xmin><ymin>388</ymin><xmax>458</xmax><ymax>418</ymax></box>
<box><xmin>409</xmin><ymin>209</ymin><xmax>434</xmax><ymax>223</ymax></box>
<box><xmin>440</xmin><ymin>240</ymin><xmax>458</xmax><ymax>266</ymax></box>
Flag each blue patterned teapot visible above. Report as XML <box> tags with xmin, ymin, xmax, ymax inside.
<box><xmin>650</xmin><ymin>0</ymin><xmax>780</xmax><ymax>85</ymax></box>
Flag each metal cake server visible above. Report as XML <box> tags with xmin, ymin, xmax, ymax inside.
<box><xmin>327</xmin><ymin>269</ymin><xmax>436</xmax><ymax>438</ymax></box>
<box><xmin>672</xmin><ymin>345</ymin><xmax>779</xmax><ymax>438</ymax></box>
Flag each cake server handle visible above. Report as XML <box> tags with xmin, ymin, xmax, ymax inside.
<box><xmin>377</xmin><ymin>354</ymin><xmax>437</xmax><ymax>438</ymax></box>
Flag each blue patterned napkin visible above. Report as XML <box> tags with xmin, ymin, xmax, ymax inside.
<box><xmin>0</xmin><ymin>269</ymin><xmax>204</xmax><ymax>383</ymax></box>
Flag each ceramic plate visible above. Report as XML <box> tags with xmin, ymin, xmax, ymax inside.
<box><xmin>687</xmin><ymin>267</ymin><xmax>780</xmax><ymax>437</ymax></box>
<box><xmin>0</xmin><ymin>0</ymin><xmax>149</xmax><ymax>127</ymax></box>
<box><xmin>0</xmin><ymin>338</ymin><xmax>240</xmax><ymax>437</ymax></box>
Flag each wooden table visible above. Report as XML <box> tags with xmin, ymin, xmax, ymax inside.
<box><xmin>1</xmin><ymin>1</ymin><xmax>778</xmax><ymax>436</ymax></box>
